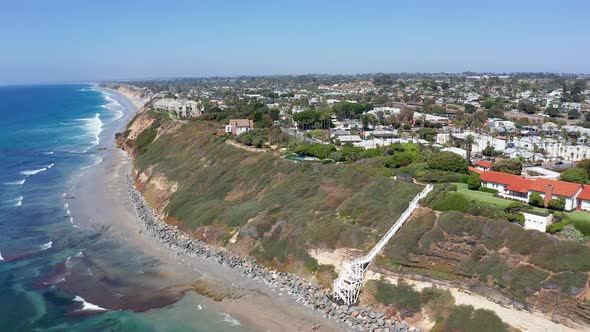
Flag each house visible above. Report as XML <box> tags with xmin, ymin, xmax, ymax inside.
<box><xmin>577</xmin><ymin>186</ymin><xmax>590</xmax><ymax>211</ymax></box>
<box><xmin>479</xmin><ymin>171</ymin><xmax>583</xmax><ymax>211</ymax></box>
<box><xmin>225</xmin><ymin>119</ymin><xmax>254</xmax><ymax>136</ymax></box>
<box><xmin>474</xmin><ymin>160</ymin><xmax>493</xmax><ymax>171</ymax></box>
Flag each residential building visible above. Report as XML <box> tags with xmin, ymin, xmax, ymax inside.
<box><xmin>479</xmin><ymin>171</ymin><xmax>583</xmax><ymax>211</ymax></box>
<box><xmin>225</xmin><ymin>119</ymin><xmax>254</xmax><ymax>136</ymax></box>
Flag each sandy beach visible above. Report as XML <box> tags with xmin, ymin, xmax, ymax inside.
<box><xmin>67</xmin><ymin>88</ymin><xmax>348</xmax><ymax>332</ymax></box>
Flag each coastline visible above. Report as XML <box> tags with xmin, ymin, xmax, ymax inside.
<box><xmin>69</xmin><ymin>87</ymin><xmax>586</xmax><ymax>332</ymax></box>
<box><xmin>67</xmin><ymin>88</ymin><xmax>362</xmax><ymax>331</ymax></box>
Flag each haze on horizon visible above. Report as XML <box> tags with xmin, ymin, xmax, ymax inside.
<box><xmin>1</xmin><ymin>0</ymin><xmax>589</xmax><ymax>85</ymax></box>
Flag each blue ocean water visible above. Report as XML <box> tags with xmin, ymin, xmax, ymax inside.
<box><xmin>0</xmin><ymin>85</ymin><xmax>249</xmax><ymax>331</ymax></box>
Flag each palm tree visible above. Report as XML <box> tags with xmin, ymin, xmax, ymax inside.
<box><xmin>465</xmin><ymin>134</ymin><xmax>476</xmax><ymax>165</ymax></box>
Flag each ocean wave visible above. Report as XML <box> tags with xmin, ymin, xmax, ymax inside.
<box><xmin>0</xmin><ymin>251</ymin><xmax>4</xmax><ymax>261</ymax></box>
<box><xmin>220</xmin><ymin>313</ymin><xmax>241</xmax><ymax>326</ymax></box>
<box><xmin>73</xmin><ymin>296</ymin><xmax>107</xmax><ymax>312</ymax></box>
<box><xmin>77</xmin><ymin>113</ymin><xmax>103</xmax><ymax>151</ymax></box>
<box><xmin>46</xmin><ymin>163</ymin><xmax>55</xmax><ymax>169</ymax></box>
<box><xmin>43</xmin><ymin>151</ymin><xmax>54</xmax><ymax>155</ymax></box>
<box><xmin>3</xmin><ymin>179</ymin><xmax>26</xmax><ymax>186</ymax></box>
<box><xmin>20</xmin><ymin>168</ymin><xmax>47</xmax><ymax>176</ymax></box>
<box><xmin>80</xmin><ymin>155</ymin><xmax>103</xmax><ymax>170</ymax></box>
<box><xmin>6</xmin><ymin>196</ymin><xmax>23</xmax><ymax>207</ymax></box>
<box><xmin>99</xmin><ymin>91</ymin><xmax>125</xmax><ymax>120</ymax></box>
<box><xmin>40</xmin><ymin>241</ymin><xmax>52</xmax><ymax>251</ymax></box>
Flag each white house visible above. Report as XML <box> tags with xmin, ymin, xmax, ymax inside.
<box><xmin>225</xmin><ymin>119</ymin><xmax>254</xmax><ymax>136</ymax></box>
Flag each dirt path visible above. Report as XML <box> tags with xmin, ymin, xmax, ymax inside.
<box><xmin>310</xmin><ymin>248</ymin><xmax>584</xmax><ymax>332</ymax></box>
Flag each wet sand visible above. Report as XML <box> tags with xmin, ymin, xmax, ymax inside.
<box><xmin>67</xmin><ymin>90</ymin><xmax>348</xmax><ymax>331</ymax></box>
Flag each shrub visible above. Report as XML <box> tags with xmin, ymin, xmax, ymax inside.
<box><xmin>385</xmin><ymin>151</ymin><xmax>415</xmax><ymax>168</ymax></box>
<box><xmin>560</xmin><ymin>167</ymin><xmax>588</xmax><ymax>184</ymax></box>
<box><xmin>547</xmin><ymin>197</ymin><xmax>565</xmax><ymax>211</ymax></box>
<box><xmin>559</xmin><ymin>224</ymin><xmax>584</xmax><ymax>243</ymax></box>
<box><xmin>547</xmin><ymin>222</ymin><xmax>565</xmax><ymax>234</ymax></box>
<box><xmin>529</xmin><ymin>192</ymin><xmax>544</xmax><ymax>207</ymax></box>
<box><xmin>478</xmin><ymin>187</ymin><xmax>498</xmax><ymax>194</ymax></box>
<box><xmin>135</xmin><ymin>128</ymin><xmax>157</xmax><ymax>154</ymax></box>
<box><xmin>507</xmin><ymin>213</ymin><xmax>525</xmax><ymax>225</ymax></box>
<box><xmin>421</xmin><ymin>286</ymin><xmax>455</xmax><ymax>320</ymax></box>
<box><xmin>293</xmin><ymin>143</ymin><xmax>336</xmax><ymax>159</ymax></box>
<box><xmin>428</xmin><ymin>151</ymin><xmax>468</xmax><ymax>173</ymax></box>
<box><xmin>444</xmin><ymin>305</ymin><xmax>507</xmax><ymax>332</ymax></box>
<box><xmin>467</xmin><ymin>173</ymin><xmax>481</xmax><ymax>190</ymax></box>
<box><xmin>368</xmin><ymin>279</ymin><xmax>422</xmax><ymax>317</ymax></box>
<box><xmin>490</xmin><ymin>158</ymin><xmax>523</xmax><ymax>175</ymax></box>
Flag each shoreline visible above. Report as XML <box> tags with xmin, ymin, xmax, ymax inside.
<box><xmin>67</xmin><ymin>88</ymin><xmax>362</xmax><ymax>331</ymax></box>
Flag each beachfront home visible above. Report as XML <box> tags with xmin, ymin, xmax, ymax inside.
<box><xmin>225</xmin><ymin>119</ymin><xmax>254</xmax><ymax>136</ymax></box>
<box><xmin>479</xmin><ymin>171</ymin><xmax>583</xmax><ymax>211</ymax></box>
<box><xmin>474</xmin><ymin>160</ymin><xmax>492</xmax><ymax>172</ymax></box>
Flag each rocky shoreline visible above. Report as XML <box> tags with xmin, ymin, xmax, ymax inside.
<box><xmin>126</xmin><ymin>174</ymin><xmax>420</xmax><ymax>332</ymax></box>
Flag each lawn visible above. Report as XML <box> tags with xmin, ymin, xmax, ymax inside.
<box><xmin>561</xmin><ymin>211</ymin><xmax>590</xmax><ymax>236</ymax></box>
<box><xmin>454</xmin><ymin>183</ymin><xmax>549</xmax><ymax>215</ymax></box>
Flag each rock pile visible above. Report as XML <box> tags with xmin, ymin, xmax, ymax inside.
<box><xmin>126</xmin><ymin>175</ymin><xmax>420</xmax><ymax>332</ymax></box>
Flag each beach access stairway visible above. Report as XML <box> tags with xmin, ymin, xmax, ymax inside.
<box><xmin>332</xmin><ymin>184</ymin><xmax>434</xmax><ymax>305</ymax></box>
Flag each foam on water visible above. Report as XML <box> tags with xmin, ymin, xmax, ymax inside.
<box><xmin>77</xmin><ymin>113</ymin><xmax>103</xmax><ymax>151</ymax></box>
<box><xmin>0</xmin><ymin>251</ymin><xmax>3</xmax><ymax>261</ymax></box>
<box><xmin>6</xmin><ymin>196</ymin><xmax>24</xmax><ymax>207</ymax></box>
<box><xmin>73</xmin><ymin>296</ymin><xmax>107</xmax><ymax>312</ymax></box>
<box><xmin>20</xmin><ymin>168</ymin><xmax>47</xmax><ymax>176</ymax></box>
<box><xmin>220</xmin><ymin>313</ymin><xmax>241</xmax><ymax>326</ymax></box>
<box><xmin>46</xmin><ymin>163</ymin><xmax>55</xmax><ymax>169</ymax></box>
<box><xmin>43</xmin><ymin>151</ymin><xmax>54</xmax><ymax>155</ymax></box>
<box><xmin>100</xmin><ymin>91</ymin><xmax>125</xmax><ymax>120</ymax></box>
<box><xmin>3</xmin><ymin>179</ymin><xmax>25</xmax><ymax>186</ymax></box>
<box><xmin>40</xmin><ymin>241</ymin><xmax>52</xmax><ymax>251</ymax></box>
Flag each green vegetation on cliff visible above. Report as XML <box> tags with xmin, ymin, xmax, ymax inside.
<box><xmin>128</xmin><ymin>118</ymin><xmax>421</xmax><ymax>275</ymax></box>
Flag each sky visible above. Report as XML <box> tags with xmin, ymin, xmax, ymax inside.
<box><xmin>0</xmin><ymin>0</ymin><xmax>589</xmax><ymax>84</ymax></box>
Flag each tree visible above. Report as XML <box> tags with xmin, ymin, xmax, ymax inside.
<box><xmin>568</xmin><ymin>109</ymin><xmax>580</xmax><ymax>120</ymax></box>
<box><xmin>547</xmin><ymin>197</ymin><xmax>565</xmax><ymax>211</ymax></box>
<box><xmin>467</xmin><ymin>173</ymin><xmax>481</xmax><ymax>190</ymax></box>
<box><xmin>464</xmin><ymin>134</ymin><xmax>476</xmax><ymax>165</ymax></box>
<box><xmin>529</xmin><ymin>192</ymin><xmax>544</xmax><ymax>207</ymax></box>
<box><xmin>576</xmin><ymin>159</ymin><xmax>590</xmax><ymax>174</ymax></box>
<box><xmin>559</xmin><ymin>224</ymin><xmax>584</xmax><ymax>243</ymax></box>
<box><xmin>482</xmin><ymin>143</ymin><xmax>498</xmax><ymax>157</ymax></box>
<box><xmin>464</xmin><ymin>104</ymin><xmax>477</xmax><ymax>113</ymax></box>
<box><xmin>490</xmin><ymin>158</ymin><xmax>522</xmax><ymax>175</ymax></box>
<box><xmin>428</xmin><ymin>151</ymin><xmax>468</xmax><ymax>173</ymax></box>
<box><xmin>560</xmin><ymin>167</ymin><xmax>588</xmax><ymax>184</ymax></box>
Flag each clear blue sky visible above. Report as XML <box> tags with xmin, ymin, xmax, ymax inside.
<box><xmin>1</xmin><ymin>0</ymin><xmax>589</xmax><ymax>84</ymax></box>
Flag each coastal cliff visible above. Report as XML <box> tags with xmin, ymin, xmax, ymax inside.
<box><xmin>116</xmin><ymin>107</ymin><xmax>590</xmax><ymax>330</ymax></box>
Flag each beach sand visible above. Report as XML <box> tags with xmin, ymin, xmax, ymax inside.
<box><xmin>68</xmin><ymin>89</ymin><xmax>347</xmax><ymax>331</ymax></box>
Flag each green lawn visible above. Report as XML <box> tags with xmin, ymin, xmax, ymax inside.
<box><xmin>454</xmin><ymin>183</ymin><xmax>549</xmax><ymax>215</ymax></box>
<box><xmin>561</xmin><ymin>211</ymin><xmax>590</xmax><ymax>236</ymax></box>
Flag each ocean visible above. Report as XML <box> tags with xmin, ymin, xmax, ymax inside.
<box><xmin>0</xmin><ymin>85</ymin><xmax>251</xmax><ymax>331</ymax></box>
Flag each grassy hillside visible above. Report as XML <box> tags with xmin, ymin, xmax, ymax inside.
<box><xmin>378</xmin><ymin>209</ymin><xmax>590</xmax><ymax>325</ymax></box>
<box><xmin>124</xmin><ymin>116</ymin><xmax>421</xmax><ymax>274</ymax></box>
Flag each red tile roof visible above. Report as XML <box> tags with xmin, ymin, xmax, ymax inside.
<box><xmin>475</xmin><ymin>160</ymin><xmax>493</xmax><ymax>168</ymax></box>
<box><xmin>479</xmin><ymin>171</ymin><xmax>583</xmax><ymax>197</ymax></box>
<box><xmin>529</xmin><ymin>178</ymin><xmax>582</xmax><ymax>197</ymax></box>
<box><xmin>230</xmin><ymin>119</ymin><xmax>254</xmax><ymax>127</ymax></box>
<box><xmin>469</xmin><ymin>166</ymin><xmax>482</xmax><ymax>174</ymax></box>
<box><xmin>578</xmin><ymin>186</ymin><xmax>590</xmax><ymax>201</ymax></box>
